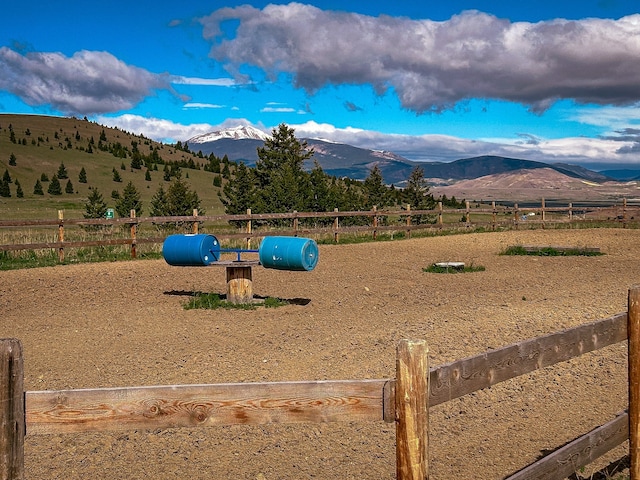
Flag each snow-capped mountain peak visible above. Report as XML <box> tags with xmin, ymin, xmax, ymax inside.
<box><xmin>187</xmin><ymin>125</ymin><xmax>270</xmax><ymax>144</ymax></box>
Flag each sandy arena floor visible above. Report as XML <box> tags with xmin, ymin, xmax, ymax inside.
<box><xmin>1</xmin><ymin>228</ymin><xmax>637</xmax><ymax>479</ymax></box>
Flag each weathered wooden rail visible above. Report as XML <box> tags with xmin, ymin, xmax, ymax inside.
<box><xmin>2</xmin><ymin>287</ymin><xmax>640</xmax><ymax>479</ymax></box>
<box><xmin>0</xmin><ymin>199</ymin><xmax>637</xmax><ymax>262</ymax></box>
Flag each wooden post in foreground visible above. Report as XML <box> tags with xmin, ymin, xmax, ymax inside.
<box><xmin>130</xmin><ymin>209</ymin><xmax>137</xmax><ymax>259</ymax></box>
<box><xmin>629</xmin><ymin>286</ymin><xmax>640</xmax><ymax>480</ymax></box>
<box><xmin>396</xmin><ymin>339</ymin><xmax>429</xmax><ymax>480</ymax></box>
<box><xmin>226</xmin><ymin>266</ymin><xmax>253</xmax><ymax>304</ymax></box>
<box><xmin>0</xmin><ymin>338</ymin><xmax>24</xmax><ymax>480</ymax></box>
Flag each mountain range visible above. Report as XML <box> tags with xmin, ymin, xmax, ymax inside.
<box><xmin>187</xmin><ymin>126</ymin><xmax>633</xmax><ymax>186</ymax></box>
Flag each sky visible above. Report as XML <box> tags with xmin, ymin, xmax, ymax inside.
<box><xmin>2</xmin><ymin>1</ymin><xmax>640</xmax><ymax>171</ymax></box>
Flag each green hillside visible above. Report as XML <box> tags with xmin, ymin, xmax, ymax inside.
<box><xmin>0</xmin><ymin>114</ymin><xmax>226</xmax><ymax>220</ymax></box>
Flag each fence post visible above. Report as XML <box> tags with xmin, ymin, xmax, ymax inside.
<box><xmin>0</xmin><ymin>338</ymin><xmax>24</xmax><ymax>480</ymax></box>
<box><xmin>541</xmin><ymin>198</ymin><xmax>546</xmax><ymax>229</ymax></box>
<box><xmin>57</xmin><ymin>210</ymin><xmax>64</xmax><ymax>262</ymax></box>
<box><xmin>624</xmin><ymin>198</ymin><xmax>628</xmax><ymax>229</ymax></box>
<box><xmin>372</xmin><ymin>206</ymin><xmax>378</xmax><ymax>240</ymax></box>
<box><xmin>246</xmin><ymin>209</ymin><xmax>252</xmax><ymax>250</ymax></box>
<box><xmin>629</xmin><ymin>286</ymin><xmax>640</xmax><ymax>480</ymax></box>
<box><xmin>130</xmin><ymin>210</ymin><xmax>137</xmax><ymax>259</ymax></box>
<box><xmin>568</xmin><ymin>202</ymin><xmax>573</xmax><ymax>226</ymax></box>
<box><xmin>333</xmin><ymin>208</ymin><xmax>339</xmax><ymax>244</ymax></box>
<box><xmin>465</xmin><ymin>200</ymin><xmax>470</xmax><ymax>226</ymax></box>
<box><xmin>406</xmin><ymin>204</ymin><xmax>412</xmax><ymax>238</ymax></box>
<box><xmin>293</xmin><ymin>210</ymin><xmax>299</xmax><ymax>237</ymax></box>
<box><xmin>514</xmin><ymin>203</ymin><xmax>519</xmax><ymax>230</ymax></box>
<box><xmin>491</xmin><ymin>201</ymin><xmax>496</xmax><ymax>231</ymax></box>
<box><xmin>438</xmin><ymin>202</ymin><xmax>443</xmax><ymax>228</ymax></box>
<box><xmin>396</xmin><ymin>339</ymin><xmax>429</xmax><ymax>480</ymax></box>
<box><xmin>192</xmin><ymin>209</ymin><xmax>199</xmax><ymax>235</ymax></box>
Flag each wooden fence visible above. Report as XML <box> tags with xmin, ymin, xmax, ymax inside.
<box><xmin>0</xmin><ymin>198</ymin><xmax>637</xmax><ymax>261</ymax></box>
<box><xmin>3</xmin><ymin>286</ymin><xmax>640</xmax><ymax>479</ymax></box>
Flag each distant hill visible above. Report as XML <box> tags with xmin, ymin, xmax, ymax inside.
<box><xmin>188</xmin><ymin>131</ymin><xmax>612</xmax><ymax>185</ymax></box>
<box><xmin>599</xmin><ymin>169</ymin><xmax>640</xmax><ymax>181</ymax></box>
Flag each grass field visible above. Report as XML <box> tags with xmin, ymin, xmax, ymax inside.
<box><xmin>0</xmin><ymin>114</ymin><xmax>227</xmax><ymax>220</ymax></box>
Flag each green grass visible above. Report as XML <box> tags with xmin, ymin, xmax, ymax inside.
<box><xmin>501</xmin><ymin>245</ymin><xmax>604</xmax><ymax>256</ymax></box>
<box><xmin>183</xmin><ymin>292</ymin><xmax>289</xmax><ymax>310</ymax></box>
<box><xmin>423</xmin><ymin>263</ymin><xmax>486</xmax><ymax>274</ymax></box>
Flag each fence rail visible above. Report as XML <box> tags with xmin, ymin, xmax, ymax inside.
<box><xmin>2</xmin><ymin>287</ymin><xmax>639</xmax><ymax>479</ymax></box>
<box><xmin>0</xmin><ymin>199</ymin><xmax>638</xmax><ymax>261</ymax></box>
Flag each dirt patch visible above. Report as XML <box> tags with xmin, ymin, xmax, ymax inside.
<box><xmin>2</xmin><ymin>228</ymin><xmax>636</xmax><ymax>479</ymax></box>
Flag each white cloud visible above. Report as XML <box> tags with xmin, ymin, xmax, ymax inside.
<box><xmin>201</xmin><ymin>6</ymin><xmax>640</xmax><ymax>113</ymax></box>
<box><xmin>0</xmin><ymin>48</ymin><xmax>170</xmax><ymax>115</ymax></box>
<box><xmin>183</xmin><ymin>102</ymin><xmax>225</xmax><ymax>109</ymax></box>
<box><xmin>171</xmin><ymin>75</ymin><xmax>239</xmax><ymax>86</ymax></box>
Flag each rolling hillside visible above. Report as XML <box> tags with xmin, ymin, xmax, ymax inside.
<box><xmin>0</xmin><ymin>114</ymin><xmax>225</xmax><ymax>219</ymax></box>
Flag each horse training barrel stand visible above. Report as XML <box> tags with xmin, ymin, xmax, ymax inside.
<box><xmin>162</xmin><ymin>234</ymin><xmax>319</xmax><ymax>304</ymax></box>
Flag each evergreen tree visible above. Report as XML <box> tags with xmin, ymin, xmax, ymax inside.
<box><xmin>149</xmin><ymin>184</ymin><xmax>168</xmax><ymax>216</ymax></box>
<box><xmin>112</xmin><ymin>168</ymin><xmax>122</xmax><ymax>182</ymax></box>
<box><xmin>221</xmin><ymin>162</ymin><xmax>256</xmax><ymax>216</ymax></box>
<box><xmin>212</xmin><ymin>175</ymin><xmax>222</xmax><ymax>187</ymax></box>
<box><xmin>0</xmin><ymin>179</ymin><xmax>10</xmax><ymax>197</ymax></box>
<box><xmin>33</xmin><ymin>179</ymin><xmax>44</xmax><ymax>195</ymax></box>
<box><xmin>83</xmin><ymin>187</ymin><xmax>108</xmax><ymax>228</ymax></box>
<box><xmin>165</xmin><ymin>177</ymin><xmax>202</xmax><ymax>216</ymax></box>
<box><xmin>9</xmin><ymin>153</ymin><xmax>16</xmax><ymax>166</ymax></box>
<box><xmin>56</xmin><ymin>162</ymin><xmax>68</xmax><ymax>179</ymax></box>
<box><xmin>47</xmin><ymin>175</ymin><xmax>62</xmax><ymax>195</ymax></box>
<box><xmin>40</xmin><ymin>173</ymin><xmax>49</xmax><ymax>182</ymax></box>
<box><xmin>403</xmin><ymin>166</ymin><xmax>436</xmax><ymax>224</ymax></box>
<box><xmin>3</xmin><ymin>169</ymin><xmax>11</xmax><ymax>184</ymax></box>
<box><xmin>362</xmin><ymin>164</ymin><xmax>390</xmax><ymax>209</ymax></box>
<box><xmin>145</xmin><ymin>169</ymin><xmax>152</xmax><ymax>181</ymax></box>
<box><xmin>78</xmin><ymin>167</ymin><xmax>87</xmax><ymax>183</ymax></box>
<box><xmin>65</xmin><ymin>179</ymin><xmax>74</xmax><ymax>194</ymax></box>
<box><xmin>253</xmin><ymin>123</ymin><xmax>313</xmax><ymax>216</ymax></box>
<box><xmin>15</xmin><ymin>179</ymin><xmax>23</xmax><ymax>198</ymax></box>
<box><xmin>115</xmin><ymin>181</ymin><xmax>143</xmax><ymax>217</ymax></box>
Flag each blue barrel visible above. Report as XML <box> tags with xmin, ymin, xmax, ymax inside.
<box><xmin>162</xmin><ymin>234</ymin><xmax>221</xmax><ymax>266</ymax></box>
<box><xmin>258</xmin><ymin>236</ymin><xmax>318</xmax><ymax>271</ymax></box>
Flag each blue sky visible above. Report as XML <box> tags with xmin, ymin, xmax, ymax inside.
<box><xmin>2</xmin><ymin>1</ymin><xmax>640</xmax><ymax>171</ymax></box>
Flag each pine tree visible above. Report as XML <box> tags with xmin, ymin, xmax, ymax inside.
<box><xmin>362</xmin><ymin>164</ymin><xmax>390</xmax><ymax>209</ymax></box>
<box><xmin>112</xmin><ymin>168</ymin><xmax>122</xmax><ymax>182</ymax></box>
<box><xmin>3</xmin><ymin>169</ymin><xmax>11</xmax><ymax>184</ymax></box>
<box><xmin>40</xmin><ymin>173</ymin><xmax>49</xmax><ymax>182</ymax></box>
<box><xmin>149</xmin><ymin>184</ymin><xmax>168</xmax><ymax>216</ymax></box>
<box><xmin>15</xmin><ymin>179</ymin><xmax>23</xmax><ymax>198</ymax></box>
<box><xmin>78</xmin><ymin>167</ymin><xmax>87</xmax><ymax>183</ymax></box>
<box><xmin>8</xmin><ymin>153</ymin><xmax>16</xmax><ymax>166</ymax></box>
<box><xmin>145</xmin><ymin>169</ymin><xmax>152</xmax><ymax>181</ymax></box>
<box><xmin>47</xmin><ymin>175</ymin><xmax>62</xmax><ymax>195</ymax></box>
<box><xmin>115</xmin><ymin>181</ymin><xmax>143</xmax><ymax>217</ymax></box>
<box><xmin>84</xmin><ymin>187</ymin><xmax>108</xmax><ymax>220</ymax></box>
<box><xmin>56</xmin><ymin>162</ymin><xmax>68</xmax><ymax>179</ymax></box>
<box><xmin>0</xmin><ymin>179</ymin><xmax>10</xmax><ymax>197</ymax></box>
<box><xmin>65</xmin><ymin>179</ymin><xmax>74</xmax><ymax>194</ymax></box>
<box><xmin>403</xmin><ymin>166</ymin><xmax>436</xmax><ymax>224</ymax></box>
<box><xmin>221</xmin><ymin>162</ymin><xmax>256</xmax><ymax>216</ymax></box>
<box><xmin>33</xmin><ymin>179</ymin><xmax>44</xmax><ymax>195</ymax></box>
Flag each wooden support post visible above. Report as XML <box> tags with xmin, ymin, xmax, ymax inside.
<box><xmin>629</xmin><ymin>286</ymin><xmax>640</xmax><ymax>480</ymax></box>
<box><xmin>396</xmin><ymin>339</ymin><xmax>429</xmax><ymax>480</ymax></box>
<box><xmin>514</xmin><ymin>203</ymin><xmax>519</xmax><ymax>230</ymax></box>
<box><xmin>293</xmin><ymin>210</ymin><xmax>299</xmax><ymax>237</ymax></box>
<box><xmin>246</xmin><ymin>208</ymin><xmax>252</xmax><ymax>250</ymax></box>
<box><xmin>568</xmin><ymin>202</ymin><xmax>573</xmax><ymax>226</ymax></box>
<box><xmin>372</xmin><ymin>206</ymin><xmax>378</xmax><ymax>240</ymax></box>
<box><xmin>0</xmin><ymin>338</ymin><xmax>24</xmax><ymax>480</ymax></box>
<box><xmin>541</xmin><ymin>198</ymin><xmax>546</xmax><ymax>229</ymax></box>
<box><xmin>624</xmin><ymin>198</ymin><xmax>628</xmax><ymax>229</ymax></box>
<box><xmin>333</xmin><ymin>208</ymin><xmax>339</xmax><ymax>244</ymax></box>
<box><xmin>437</xmin><ymin>202</ymin><xmax>443</xmax><ymax>228</ymax></box>
<box><xmin>130</xmin><ymin>209</ymin><xmax>137</xmax><ymax>259</ymax></box>
<box><xmin>226</xmin><ymin>266</ymin><xmax>253</xmax><ymax>304</ymax></box>
<box><xmin>57</xmin><ymin>210</ymin><xmax>64</xmax><ymax>263</ymax></box>
<box><xmin>406</xmin><ymin>204</ymin><xmax>412</xmax><ymax>238</ymax></box>
<box><xmin>465</xmin><ymin>200</ymin><xmax>470</xmax><ymax>226</ymax></box>
<box><xmin>491</xmin><ymin>201</ymin><xmax>496</xmax><ymax>231</ymax></box>
<box><xmin>192</xmin><ymin>209</ymin><xmax>199</xmax><ymax>234</ymax></box>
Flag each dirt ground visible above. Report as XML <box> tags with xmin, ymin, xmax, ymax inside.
<box><xmin>2</xmin><ymin>228</ymin><xmax>637</xmax><ymax>479</ymax></box>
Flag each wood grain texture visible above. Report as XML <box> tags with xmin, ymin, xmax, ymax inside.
<box><xmin>26</xmin><ymin>379</ymin><xmax>387</xmax><ymax>435</ymax></box>
<box><xmin>629</xmin><ymin>285</ymin><xmax>640</xmax><ymax>480</ymax></box>
<box><xmin>0</xmin><ymin>339</ymin><xmax>24</xmax><ymax>480</ymax></box>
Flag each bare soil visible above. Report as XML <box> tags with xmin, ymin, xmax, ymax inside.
<box><xmin>2</xmin><ymin>228</ymin><xmax>637</xmax><ymax>479</ymax></box>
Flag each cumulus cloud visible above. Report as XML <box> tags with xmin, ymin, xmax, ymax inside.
<box><xmin>200</xmin><ymin>4</ymin><xmax>640</xmax><ymax>113</ymax></box>
<box><xmin>0</xmin><ymin>47</ymin><xmax>171</xmax><ymax>115</ymax></box>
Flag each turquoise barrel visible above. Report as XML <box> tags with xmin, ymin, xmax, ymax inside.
<box><xmin>162</xmin><ymin>234</ymin><xmax>221</xmax><ymax>266</ymax></box>
<box><xmin>258</xmin><ymin>236</ymin><xmax>318</xmax><ymax>271</ymax></box>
